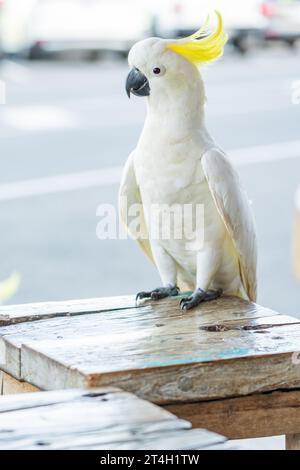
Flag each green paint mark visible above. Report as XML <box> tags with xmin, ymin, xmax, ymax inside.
<box><xmin>143</xmin><ymin>348</ymin><xmax>250</xmax><ymax>368</ymax></box>
<box><xmin>179</xmin><ymin>291</ymin><xmax>193</xmax><ymax>297</ymax></box>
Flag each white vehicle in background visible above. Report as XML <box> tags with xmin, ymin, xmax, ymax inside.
<box><xmin>0</xmin><ymin>0</ymin><xmax>152</xmax><ymax>59</ymax></box>
<box><xmin>151</xmin><ymin>0</ymin><xmax>268</xmax><ymax>53</ymax></box>
<box><xmin>262</xmin><ymin>0</ymin><xmax>300</xmax><ymax>47</ymax></box>
<box><xmin>0</xmin><ymin>0</ymin><xmax>272</xmax><ymax>59</ymax></box>
<box><xmin>218</xmin><ymin>0</ymin><xmax>268</xmax><ymax>52</ymax></box>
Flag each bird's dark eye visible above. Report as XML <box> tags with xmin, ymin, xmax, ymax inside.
<box><xmin>153</xmin><ymin>67</ymin><xmax>161</xmax><ymax>75</ymax></box>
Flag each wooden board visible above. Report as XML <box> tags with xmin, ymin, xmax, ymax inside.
<box><xmin>0</xmin><ymin>388</ymin><xmax>227</xmax><ymax>450</ymax></box>
<box><xmin>0</xmin><ymin>294</ymin><xmax>284</xmax><ymax>380</ymax></box>
<box><xmin>0</xmin><ymin>371</ymin><xmax>39</xmax><ymax>395</ymax></box>
<box><xmin>165</xmin><ymin>389</ymin><xmax>300</xmax><ymax>439</ymax></box>
<box><xmin>286</xmin><ymin>433</ymin><xmax>300</xmax><ymax>450</ymax></box>
<box><xmin>0</xmin><ymin>295</ymin><xmax>136</xmax><ymax>327</ymax></box>
<box><xmin>0</xmin><ymin>295</ymin><xmax>137</xmax><ymax>378</ymax></box>
<box><xmin>0</xmin><ymin>294</ymin><xmax>285</xmax><ymax>380</ymax></box>
<box><xmin>0</xmin><ymin>295</ymin><xmax>300</xmax><ymax>405</ymax></box>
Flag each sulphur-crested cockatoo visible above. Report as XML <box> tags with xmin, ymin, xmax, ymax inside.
<box><xmin>120</xmin><ymin>12</ymin><xmax>257</xmax><ymax>310</ymax></box>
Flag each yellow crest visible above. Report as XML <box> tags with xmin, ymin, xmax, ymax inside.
<box><xmin>167</xmin><ymin>11</ymin><xmax>228</xmax><ymax>65</ymax></box>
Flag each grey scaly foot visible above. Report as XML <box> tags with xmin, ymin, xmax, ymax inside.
<box><xmin>180</xmin><ymin>288</ymin><xmax>223</xmax><ymax>311</ymax></box>
<box><xmin>136</xmin><ymin>285</ymin><xmax>179</xmax><ymax>302</ymax></box>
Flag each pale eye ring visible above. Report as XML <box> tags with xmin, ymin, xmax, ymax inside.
<box><xmin>153</xmin><ymin>67</ymin><xmax>161</xmax><ymax>75</ymax></box>
<box><xmin>152</xmin><ymin>65</ymin><xmax>166</xmax><ymax>76</ymax></box>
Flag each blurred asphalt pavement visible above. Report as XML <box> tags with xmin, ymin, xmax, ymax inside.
<box><xmin>0</xmin><ymin>48</ymin><xmax>299</xmax><ymax>319</ymax></box>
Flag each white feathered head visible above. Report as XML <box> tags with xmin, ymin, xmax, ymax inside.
<box><xmin>126</xmin><ymin>11</ymin><xmax>227</xmax><ymax>99</ymax></box>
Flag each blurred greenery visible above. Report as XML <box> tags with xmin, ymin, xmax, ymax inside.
<box><xmin>0</xmin><ymin>272</ymin><xmax>20</xmax><ymax>304</ymax></box>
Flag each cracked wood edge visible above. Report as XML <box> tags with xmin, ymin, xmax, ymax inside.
<box><xmin>0</xmin><ymin>295</ymin><xmax>138</xmax><ymax>326</ymax></box>
<box><xmin>0</xmin><ymin>294</ymin><xmax>280</xmax><ymax>327</ymax></box>
<box><xmin>0</xmin><ymin>387</ymin><xmax>126</xmax><ymax>411</ymax></box>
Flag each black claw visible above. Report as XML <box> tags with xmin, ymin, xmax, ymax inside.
<box><xmin>183</xmin><ymin>302</ymin><xmax>195</xmax><ymax>311</ymax></box>
<box><xmin>151</xmin><ymin>291</ymin><xmax>162</xmax><ymax>300</ymax></box>
<box><xmin>136</xmin><ymin>291</ymin><xmax>151</xmax><ymax>302</ymax></box>
<box><xmin>180</xmin><ymin>297</ymin><xmax>191</xmax><ymax>306</ymax></box>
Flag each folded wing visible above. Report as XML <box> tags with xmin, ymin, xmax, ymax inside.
<box><xmin>201</xmin><ymin>148</ymin><xmax>257</xmax><ymax>301</ymax></box>
<box><xmin>119</xmin><ymin>153</ymin><xmax>154</xmax><ymax>264</ymax></box>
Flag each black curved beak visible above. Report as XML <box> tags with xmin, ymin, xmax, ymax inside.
<box><xmin>126</xmin><ymin>68</ymin><xmax>150</xmax><ymax>98</ymax></box>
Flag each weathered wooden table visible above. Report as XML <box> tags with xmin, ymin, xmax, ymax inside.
<box><xmin>0</xmin><ymin>387</ymin><xmax>231</xmax><ymax>450</ymax></box>
<box><xmin>0</xmin><ymin>294</ymin><xmax>300</xmax><ymax>449</ymax></box>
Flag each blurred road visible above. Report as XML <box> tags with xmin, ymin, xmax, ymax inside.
<box><xmin>0</xmin><ymin>48</ymin><xmax>300</xmax><ymax>318</ymax></box>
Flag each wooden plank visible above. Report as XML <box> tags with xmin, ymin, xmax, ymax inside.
<box><xmin>1</xmin><ymin>372</ymin><xmax>39</xmax><ymax>395</ymax></box>
<box><xmin>1</xmin><ymin>295</ymin><xmax>300</xmax><ymax>404</ymax></box>
<box><xmin>62</xmin><ymin>429</ymin><xmax>225</xmax><ymax>451</ymax></box>
<box><xmin>0</xmin><ymin>295</ymin><xmax>137</xmax><ymax>326</ymax></box>
<box><xmin>0</xmin><ymin>337</ymin><xmax>21</xmax><ymax>379</ymax></box>
<box><xmin>0</xmin><ymin>387</ymin><xmax>227</xmax><ymax>450</ymax></box>
<box><xmin>19</xmin><ymin>308</ymin><xmax>300</xmax><ymax>402</ymax></box>
<box><xmin>0</xmin><ymin>297</ymin><xmax>138</xmax><ymax>378</ymax></box>
<box><xmin>286</xmin><ymin>433</ymin><xmax>300</xmax><ymax>450</ymax></box>
<box><xmin>0</xmin><ymin>386</ymin><xmax>118</xmax><ymax>411</ymax></box>
<box><xmin>0</xmin><ymin>428</ymin><xmax>225</xmax><ymax>451</ymax></box>
<box><xmin>165</xmin><ymin>390</ymin><xmax>300</xmax><ymax>439</ymax></box>
<box><xmin>0</xmin><ymin>295</ymin><xmax>285</xmax><ymax>379</ymax></box>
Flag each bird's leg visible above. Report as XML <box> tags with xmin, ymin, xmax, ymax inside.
<box><xmin>136</xmin><ymin>243</ymin><xmax>179</xmax><ymax>302</ymax></box>
<box><xmin>180</xmin><ymin>248</ymin><xmax>223</xmax><ymax>311</ymax></box>
<box><xmin>136</xmin><ymin>284</ymin><xmax>179</xmax><ymax>301</ymax></box>
<box><xmin>180</xmin><ymin>288</ymin><xmax>223</xmax><ymax>310</ymax></box>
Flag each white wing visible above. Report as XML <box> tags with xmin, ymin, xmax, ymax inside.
<box><xmin>201</xmin><ymin>147</ymin><xmax>257</xmax><ymax>301</ymax></box>
<box><xmin>119</xmin><ymin>153</ymin><xmax>154</xmax><ymax>264</ymax></box>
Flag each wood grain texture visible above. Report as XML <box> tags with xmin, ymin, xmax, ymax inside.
<box><xmin>19</xmin><ymin>296</ymin><xmax>300</xmax><ymax>403</ymax></box>
<box><xmin>0</xmin><ymin>296</ymin><xmax>137</xmax><ymax>379</ymax></box>
<box><xmin>1</xmin><ymin>295</ymin><xmax>300</xmax><ymax>405</ymax></box>
<box><xmin>0</xmin><ymin>386</ymin><xmax>117</xmax><ymax>411</ymax></box>
<box><xmin>286</xmin><ymin>433</ymin><xmax>300</xmax><ymax>450</ymax></box>
<box><xmin>0</xmin><ymin>388</ymin><xmax>227</xmax><ymax>450</ymax></box>
<box><xmin>0</xmin><ymin>294</ymin><xmax>282</xmax><ymax>380</ymax></box>
<box><xmin>165</xmin><ymin>389</ymin><xmax>300</xmax><ymax>439</ymax></box>
<box><xmin>1</xmin><ymin>372</ymin><xmax>39</xmax><ymax>395</ymax></box>
<box><xmin>0</xmin><ymin>295</ymin><xmax>136</xmax><ymax>326</ymax></box>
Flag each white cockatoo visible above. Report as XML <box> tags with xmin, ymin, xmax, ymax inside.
<box><xmin>120</xmin><ymin>12</ymin><xmax>257</xmax><ymax>310</ymax></box>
